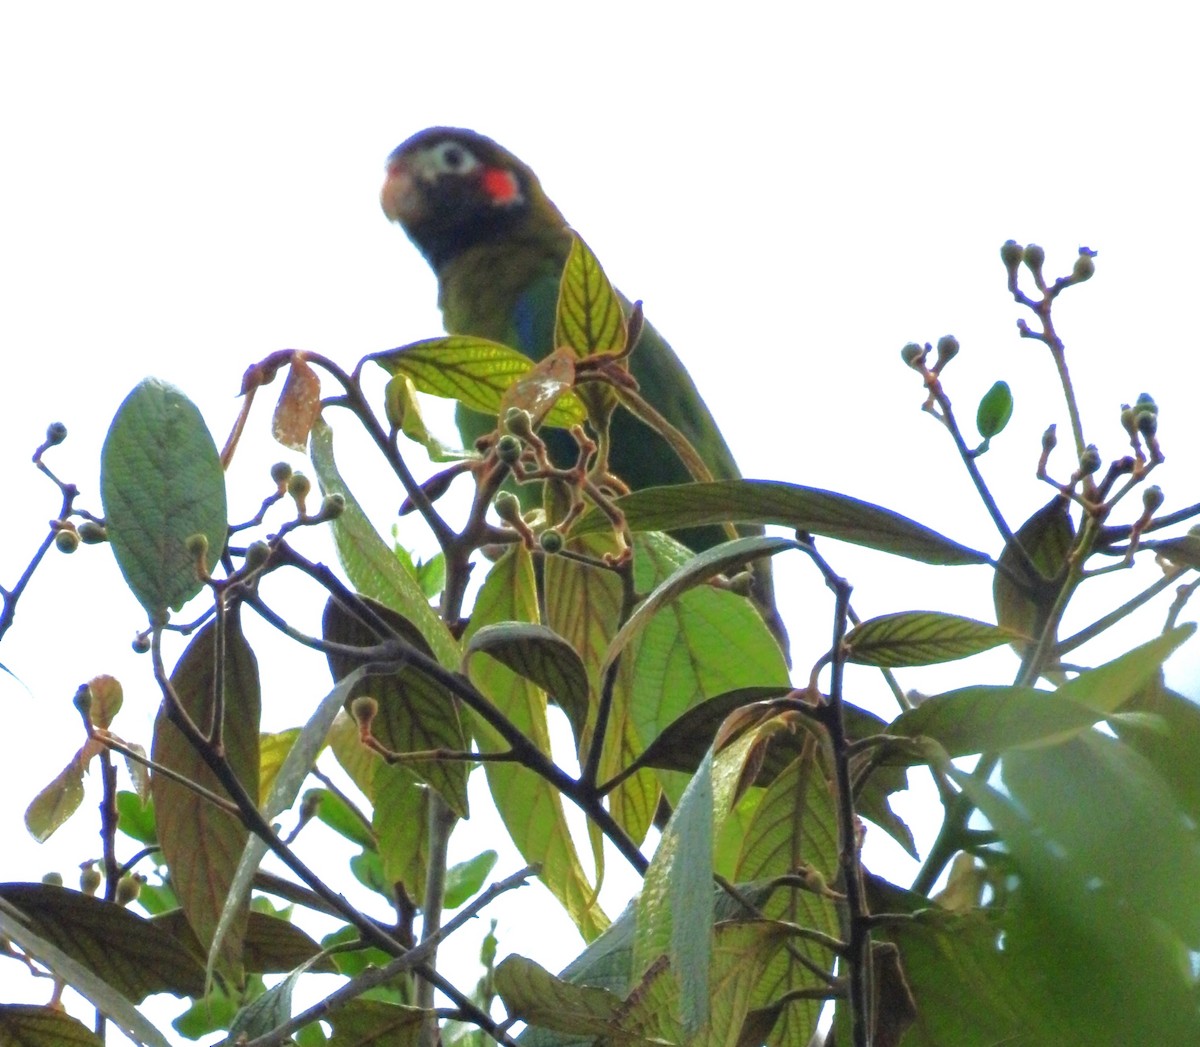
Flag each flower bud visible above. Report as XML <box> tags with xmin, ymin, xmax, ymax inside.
<box><xmin>115</xmin><ymin>874</ymin><xmax>142</xmax><ymax>907</ymax></box>
<box><xmin>493</xmin><ymin>491</ymin><xmax>523</xmax><ymax>526</ymax></box>
<box><xmin>1000</xmin><ymin>240</ymin><xmax>1024</xmax><ymax>270</ymax></box>
<box><xmin>1072</xmin><ymin>251</ymin><xmax>1095</xmax><ymax>282</ymax></box>
<box><xmin>287</xmin><ymin>472</ymin><xmax>311</xmax><ymax>500</ymax></box>
<box><xmin>80</xmin><ymin>863</ymin><xmax>102</xmax><ymax>896</ymax></box>
<box><xmin>270</xmin><ymin>461</ymin><xmax>293</xmax><ymax>487</ymax></box>
<box><xmin>77</xmin><ymin>520</ymin><xmax>107</xmax><ymax>544</ymax></box>
<box><xmin>504</xmin><ymin>407</ymin><xmax>535</xmax><ymax>440</ymax></box>
<box><xmin>132</xmin><ymin>632</ymin><xmax>152</xmax><ymax>655</ymax></box>
<box><xmin>539</xmin><ymin>529</ymin><xmax>564</xmax><ymax>554</ymax></box>
<box><xmin>185</xmin><ymin>533</ymin><xmax>209</xmax><ymax>559</ymax></box>
<box><xmin>900</xmin><ymin>342</ymin><xmax>926</xmax><ymax>370</ymax></box>
<box><xmin>1022</xmin><ymin>243</ymin><xmax>1045</xmax><ymax>272</ymax></box>
<box><xmin>1041</xmin><ymin>424</ymin><xmax>1058</xmax><ymax>453</ymax></box>
<box><xmin>318</xmin><ymin>493</ymin><xmax>346</xmax><ymax>520</ymax></box>
<box><xmin>496</xmin><ymin>434</ymin><xmax>523</xmax><ymax>465</ymax></box>
<box><xmin>1119</xmin><ymin>404</ymin><xmax>1137</xmax><ymax>439</ymax></box>
<box><xmin>45</xmin><ymin>422</ymin><xmax>68</xmax><ymax>446</ymax></box>
<box><xmin>935</xmin><ymin>335</ymin><xmax>960</xmax><ymax>369</ymax></box>
<box><xmin>55</xmin><ymin>529</ymin><xmax>80</xmax><ymax>554</ymax></box>
<box><xmin>1142</xmin><ymin>485</ymin><xmax>1164</xmax><ymax>515</ymax></box>
<box><xmin>41</xmin><ymin>871</ymin><xmax>63</xmax><ymax>887</ymax></box>
<box><xmin>244</xmin><ymin>540</ymin><xmax>271</xmax><ymax>572</ymax></box>
<box><xmin>1078</xmin><ymin>444</ymin><xmax>1102</xmax><ymax>476</ymax></box>
<box><xmin>351</xmin><ymin>695</ymin><xmax>378</xmax><ymax>730</ymax></box>
<box><xmin>1136</xmin><ymin>410</ymin><xmax>1158</xmax><ymax>437</ymax></box>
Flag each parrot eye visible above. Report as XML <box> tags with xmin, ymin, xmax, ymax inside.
<box><xmin>434</xmin><ymin>142</ymin><xmax>478</xmax><ymax>175</ymax></box>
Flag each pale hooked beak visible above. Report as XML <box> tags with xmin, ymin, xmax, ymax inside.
<box><xmin>380</xmin><ymin>155</ymin><xmax>419</xmax><ymax>224</ymax></box>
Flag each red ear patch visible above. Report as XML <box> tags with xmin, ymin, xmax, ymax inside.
<box><xmin>481</xmin><ymin>167</ymin><xmax>522</xmax><ymax>206</ymax></box>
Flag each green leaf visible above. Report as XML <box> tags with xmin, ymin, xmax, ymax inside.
<box><xmin>0</xmin><ymin>883</ymin><xmax>206</xmax><ymax>1001</ymax></box>
<box><xmin>555</xmin><ymin>234</ymin><xmax>627</xmax><ymax>357</ymax></box>
<box><xmin>1057</xmin><ymin>623</ymin><xmax>1195</xmax><ymax>713</ymax></box>
<box><xmin>444</xmin><ymin>850</ymin><xmax>500</xmax><ymax>910</ymax></box>
<box><xmin>259</xmin><ymin>728</ymin><xmax>302</xmax><ymax>807</ymax></box>
<box><xmin>212</xmin><ymin>665</ymin><xmax>370</xmax><ymax>981</ymax></box>
<box><xmin>0</xmin><ymin>1005</ymin><xmax>104</xmax><ymax>1046</ymax></box>
<box><xmin>974</xmin><ymin>380</ymin><xmax>1013</xmax><ymax>443</ymax></box>
<box><xmin>1114</xmin><ymin>677</ymin><xmax>1200</xmax><ymax>825</ymax></box>
<box><xmin>464</xmin><ymin>623</ymin><xmax>591</xmax><ymax>746</ymax></box>
<box><xmin>572</xmin><ymin>480</ymin><xmax>990</xmax><ymax>565</ymax></box>
<box><xmin>947</xmin><ymin>759</ymin><xmax>1200</xmax><ymax>1043</ymax></box>
<box><xmin>384</xmin><ymin>373</ymin><xmax>474</xmax><ymax>462</ymax></box>
<box><xmin>733</xmin><ymin>750</ymin><xmax>840</xmax><ymax>1045</ymax></box>
<box><xmin>494</xmin><ymin>954</ymin><xmax>625</xmax><ymax>1039</ymax></box>
<box><xmin>24</xmin><ymin>753</ymin><xmax>87</xmax><ymax>842</ymax></box>
<box><xmin>993</xmin><ymin>496</ymin><xmax>1073</xmax><ymax>643</ymax></box>
<box><xmin>324</xmin><ymin>596</ymin><xmax>470</xmax><ymax>817</ymax></box>
<box><xmin>369</xmin><ymin>337</ymin><xmax>586</xmax><ymax>429</ymax></box>
<box><xmin>889</xmin><ymin>685</ymin><xmax>1105</xmax><ymax>758</ymax></box>
<box><xmin>150</xmin><ymin>611</ymin><xmax>260</xmax><ymax>978</ymax></box>
<box><xmin>465</xmin><ymin>547</ymin><xmax>608</xmax><ymax>940</ymax></box>
<box><xmin>373</xmin><ymin>764</ymin><xmax>429</xmax><ymax>901</ymax></box>
<box><xmin>151</xmin><ymin>909</ymin><xmax>335</xmax><ymax>974</ymax></box>
<box><xmin>601</xmin><ymin>535</ymin><xmax>798</xmax><ymax>680</ymax></box>
<box><xmin>0</xmin><ymin>897</ymin><xmax>171</xmax><ymax>1047</ymax></box>
<box><xmin>305</xmin><ymin>787</ymin><xmax>375</xmax><ymax>850</ymax></box>
<box><xmin>326</xmin><ymin>999</ymin><xmax>427</xmax><ymax>1045</ymax></box>
<box><xmin>116</xmin><ymin>790</ymin><xmax>157</xmax><ymax>845</ymax></box>
<box><xmin>844</xmin><ymin>611</ymin><xmax>1023</xmax><ymax>667</ymax></box>
<box><xmin>1002</xmin><ymin>730</ymin><xmax>1200</xmax><ymax>946</ymax></box>
<box><xmin>635</xmin><ymin>724</ymin><xmax>780</xmax><ymax>1030</ymax></box>
<box><xmin>310</xmin><ymin>417</ymin><xmax>459</xmax><ymax>668</ymax></box>
<box><xmin>100</xmin><ymin>378</ymin><xmax>227</xmax><ymax>616</ymax></box>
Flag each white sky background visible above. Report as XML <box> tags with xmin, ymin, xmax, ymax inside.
<box><xmin>2</xmin><ymin>3</ymin><xmax>1199</xmax><ymax>1042</ymax></box>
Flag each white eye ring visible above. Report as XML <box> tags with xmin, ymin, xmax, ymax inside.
<box><xmin>432</xmin><ymin>141</ymin><xmax>479</xmax><ymax>175</ymax></box>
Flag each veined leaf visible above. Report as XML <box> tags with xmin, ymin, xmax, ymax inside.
<box><xmin>0</xmin><ymin>899</ymin><xmax>171</xmax><ymax>1047</ymax></box>
<box><xmin>465</xmin><ymin>547</ymin><xmax>607</xmax><ymax>940</ymax></box>
<box><xmin>555</xmin><ymin>234</ymin><xmax>627</xmax><ymax>357</ymax></box>
<box><xmin>100</xmin><ymin>378</ymin><xmax>228</xmax><ymax>616</ymax></box>
<box><xmin>889</xmin><ymin>685</ymin><xmax>1103</xmax><ymax>759</ymax></box>
<box><xmin>844</xmin><ymin>611</ymin><xmax>1024</xmax><ymax>667</ymax></box>
<box><xmin>369</xmin><ymin>336</ymin><xmax>586</xmax><ymax>429</ymax></box>
<box><xmin>151</xmin><ymin>612</ymin><xmax>260</xmax><ymax>979</ymax></box>
<box><xmin>464</xmin><ymin>622</ymin><xmax>591</xmax><ymax>746</ymax></box>
<box><xmin>993</xmin><ymin>496</ymin><xmax>1073</xmax><ymax>643</ymax></box>
<box><xmin>601</xmin><ymin>535</ymin><xmax>798</xmax><ymax>680</ymax></box>
<box><xmin>734</xmin><ymin>749</ymin><xmax>840</xmax><ymax>1045</ymax></box>
<box><xmin>572</xmin><ymin>481</ymin><xmax>990</xmax><ymax>566</ymax></box>
<box><xmin>310</xmin><ymin>418</ymin><xmax>459</xmax><ymax>668</ymax></box>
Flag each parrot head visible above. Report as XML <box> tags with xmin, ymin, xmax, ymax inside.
<box><xmin>381</xmin><ymin>127</ymin><xmax>566</xmax><ymax>272</ymax></box>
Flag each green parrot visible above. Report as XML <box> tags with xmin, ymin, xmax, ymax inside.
<box><xmin>381</xmin><ymin>127</ymin><xmax>785</xmax><ymax>651</ymax></box>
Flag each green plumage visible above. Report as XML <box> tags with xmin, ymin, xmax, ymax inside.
<box><xmin>382</xmin><ymin>127</ymin><xmax>784</xmax><ymax>648</ymax></box>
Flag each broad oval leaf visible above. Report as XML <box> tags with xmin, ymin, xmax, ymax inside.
<box><xmin>844</xmin><ymin>611</ymin><xmax>1024</xmax><ymax>667</ymax></box>
<box><xmin>601</xmin><ymin>535</ymin><xmax>798</xmax><ymax>679</ymax></box>
<box><xmin>464</xmin><ymin>622</ymin><xmax>591</xmax><ymax>745</ymax></box>
<box><xmin>0</xmin><ymin>1005</ymin><xmax>104</xmax><ymax>1046</ymax></box>
<box><xmin>310</xmin><ymin>418</ymin><xmax>459</xmax><ymax>668</ymax></box>
<box><xmin>495</xmin><ymin>954</ymin><xmax>623</xmax><ymax>1038</ymax></box>
<box><xmin>555</xmin><ymin>234</ymin><xmax>627</xmax><ymax>358</ymax></box>
<box><xmin>889</xmin><ymin>685</ymin><xmax>1105</xmax><ymax>759</ymax></box>
<box><xmin>369</xmin><ymin>336</ymin><xmax>586</xmax><ymax>429</ymax></box>
<box><xmin>993</xmin><ymin>496</ymin><xmax>1073</xmax><ymax>643</ymax></box>
<box><xmin>464</xmin><ymin>546</ymin><xmax>608</xmax><ymax>940</ymax></box>
<box><xmin>100</xmin><ymin>378</ymin><xmax>228</xmax><ymax>616</ymax></box>
<box><xmin>151</xmin><ymin>611</ymin><xmax>260</xmax><ymax>978</ymax></box>
<box><xmin>572</xmin><ymin>480</ymin><xmax>990</xmax><ymax>566</ymax></box>
<box><xmin>0</xmin><ymin>883</ymin><xmax>206</xmax><ymax>1002</ymax></box>
<box><xmin>975</xmin><ymin>380</ymin><xmax>1013</xmax><ymax>441</ymax></box>
<box><xmin>324</xmin><ymin>596</ymin><xmax>469</xmax><ymax>818</ymax></box>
